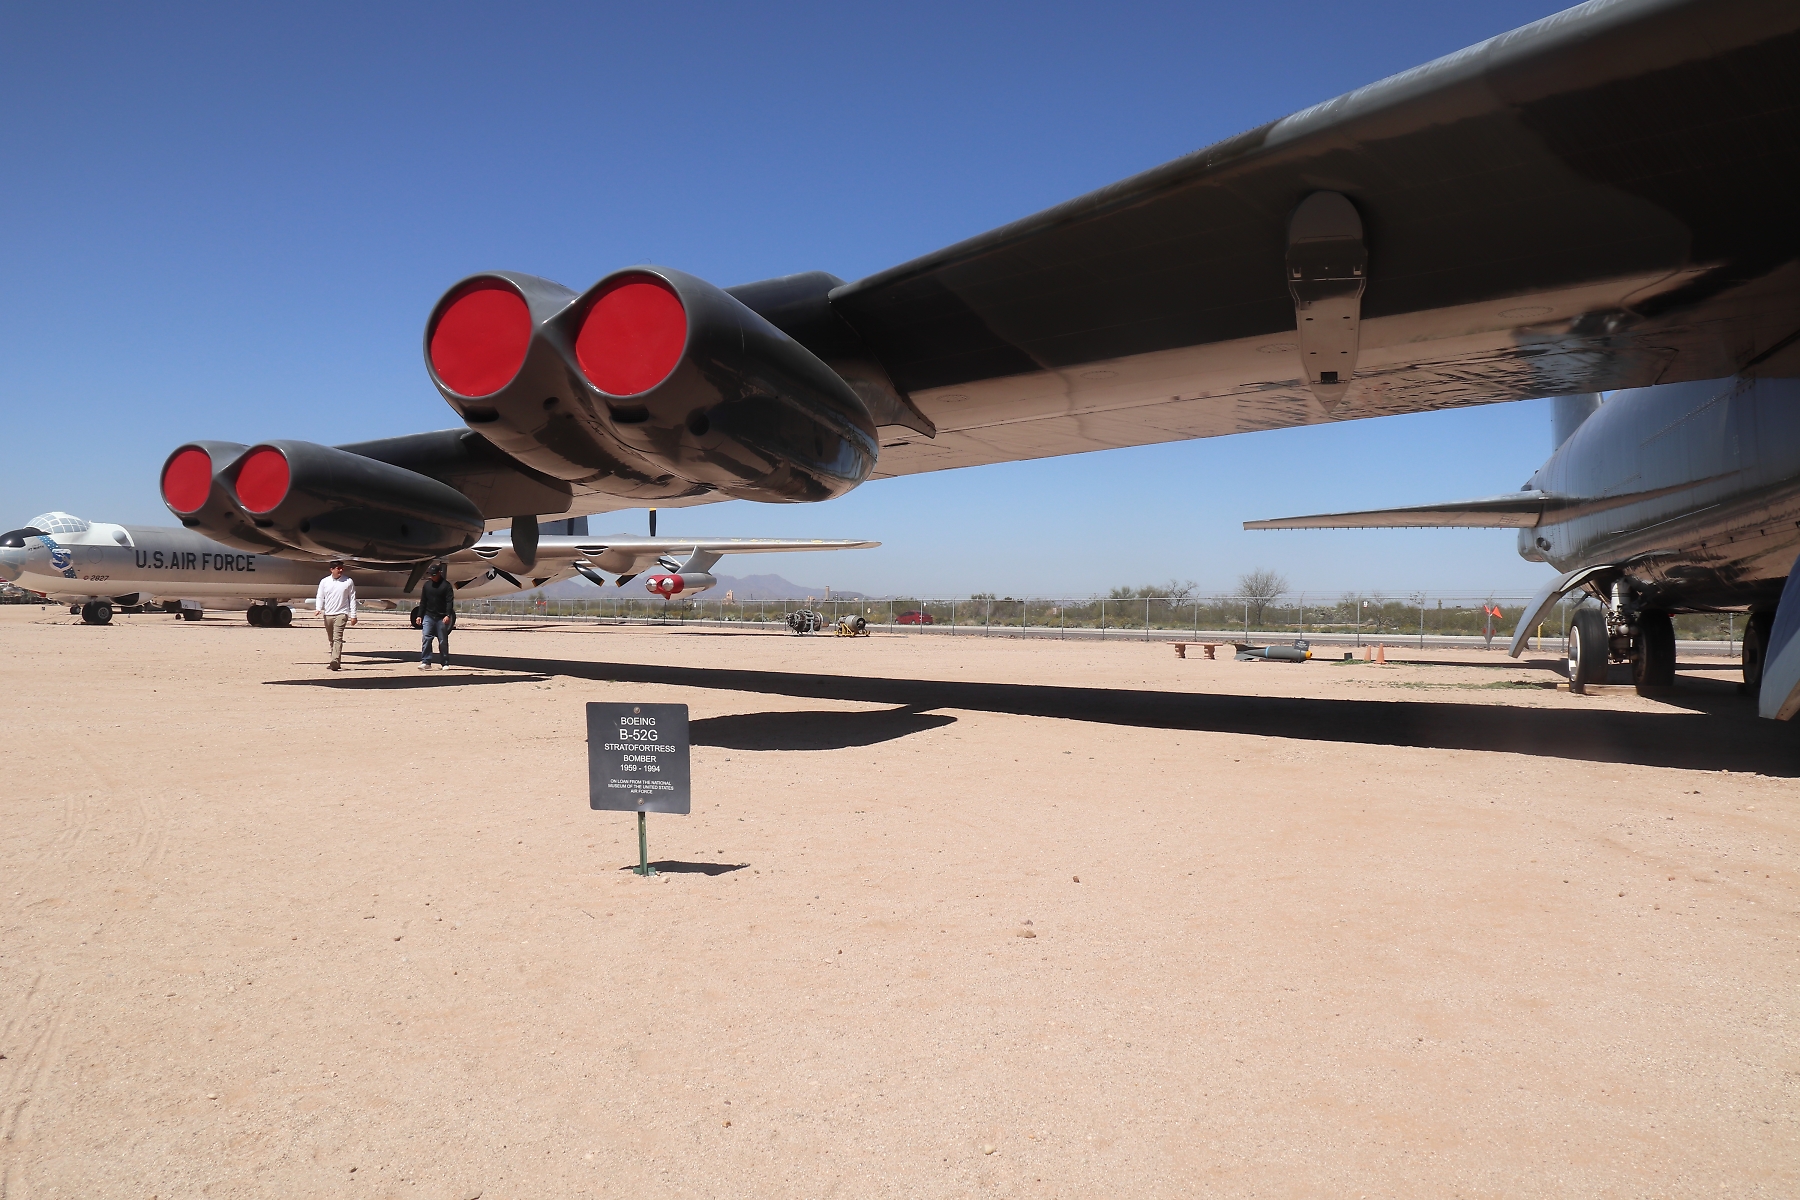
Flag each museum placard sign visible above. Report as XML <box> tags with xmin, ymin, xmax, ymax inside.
<box><xmin>586</xmin><ymin>702</ymin><xmax>691</xmax><ymax>814</ymax></box>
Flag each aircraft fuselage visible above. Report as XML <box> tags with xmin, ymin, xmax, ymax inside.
<box><xmin>1522</xmin><ymin>376</ymin><xmax>1800</xmax><ymax>614</ymax></box>
<box><xmin>0</xmin><ymin>523</ymin><xmax>551</xmax><ymax>608</ymax></box>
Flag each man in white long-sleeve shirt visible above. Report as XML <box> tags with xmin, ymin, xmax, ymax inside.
<box><xmin>314</xmin><ymin>559</ymin><xmax>357</xmax><ymax>671</ymax></box>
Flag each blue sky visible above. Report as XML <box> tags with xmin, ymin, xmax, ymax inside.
<box><xmin>0</xmin><ymin>1</ymin><xmax>1575</xmax><ymax>598</ymax></box>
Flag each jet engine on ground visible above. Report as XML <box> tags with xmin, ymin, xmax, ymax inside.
<box><xmin>161</xmin><ymin>440</ymin><xmax>484</xmax><ymax>562</ymax></box>
<box><xmin>423</xmin><ymin>267</ymin><xmax>879</xmax><ymax>505</ymax></box>
<box><xmin>786</xmin><ymin>609</ymin><xmax>825</xmax><ymax>634</ymax></box>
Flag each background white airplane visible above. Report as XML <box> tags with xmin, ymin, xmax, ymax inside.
<box><xmin>0</xmin><ymin>511</ymin><xmax>875</xmax><ymax>625</ymax></box>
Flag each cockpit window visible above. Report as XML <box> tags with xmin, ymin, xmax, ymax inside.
<box><xmin>27</xmin><ymin>512</ymin><xmax>89</xmax><ymax>535</ymax></box>
<box><xmin>0</xmin><ymin>528</ymin><xmax>45</xmax><ymax>549</ymax></box>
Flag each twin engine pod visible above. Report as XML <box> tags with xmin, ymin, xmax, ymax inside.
<box><xmin>160</xmin><ymin>440</ymin><xmax>484</xmax><ymax>562</ymax></box>
<box><xmin>423</xmin><ymin>267</ymin><xmax>878</xmax><ymax>504</ymax></box>
<box><xmin>645</xmin><ymin>572</ymin><xmax>716</xmax><ymax>598</ymax></box>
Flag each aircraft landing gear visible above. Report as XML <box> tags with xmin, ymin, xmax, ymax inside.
<box><xmin>1741</xmin><ymin>610</ymin><xmax>1775</xmax><ymax>696</ymax></box>
<box><xmin>180</xmin><ymin>607</ymin><xmax>203</xmax><ymax>621</ymax></box>
<box><xmin>1570</xmin><ymin>582</ymin><xmax>1679</xmax><ymax>697</ymax></box>
<box><xmin>247</xmin><ymin>604</ymin><xmax>292</xmax><ymax>627</ymax></box>
<box><xmin>1632</xmin><ymin>610</ymin><xmax>1675</xmax><ymax>692</ymax></box>
<box><xmin>1567</xmin><ymin>608</ymin><xmax>1607</xmax><ymax>693</ymax></box>
<box><xmin>79</xmin><ymin>601</ymin><xmax>113</xmax><ymax>625</ymax></box>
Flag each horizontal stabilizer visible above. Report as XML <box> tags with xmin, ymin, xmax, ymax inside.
<box><xmin>1245</xmin><ymin>478</ymin><xmax>1725</xmax><ymax>531</ymax></box>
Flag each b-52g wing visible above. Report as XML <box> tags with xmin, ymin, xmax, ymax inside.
<box><xmin>839</xmin><ymin>0</ymin><xmax>1800</xmax><ymax>481</ymax></box>
<box><xmin>444</xmin><ymin>534</ymin><xmax>878</xmax><ymax>596</ymax></box>
<box><xmin>164</xmin><ymin>0</ymin><xmax>1800</xmax><ymax>564</ymax></box>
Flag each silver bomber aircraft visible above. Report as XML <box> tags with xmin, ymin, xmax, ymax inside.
<box><xmin>0</xmin><ymin>512</ymin><xmax>874</xmax><ymax>625</ymax></box>
<box><xmin>156</xmin><ymin>0</ymin><xmax>1800</xmax><ymax>718</ymax></box>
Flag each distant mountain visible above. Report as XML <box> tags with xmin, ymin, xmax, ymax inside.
<box><xmin>534</xmin><ymin>572</ymin><xmax>864</xmax><ymax>601</ymax></box>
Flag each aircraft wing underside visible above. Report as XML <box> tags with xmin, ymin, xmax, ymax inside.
<box><xmin>163</xmin><ymin>0</ymin><xmax>1800</xmax><ymax>546</ymax></box>
<box><xmin>827</xmin><ymin>0</ymin><xmax>1800</xmax><ymax>481</ymax></box>
<box><xmin>446</xmin><ymin>535</ymin><xmax>879</xmax><ymax>580</ymax></box>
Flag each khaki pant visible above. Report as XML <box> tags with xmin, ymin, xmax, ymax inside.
<box><xmin>321</xmin><ymin>613</ymin><xmax>349</xmax><ymax>667</ymax></box>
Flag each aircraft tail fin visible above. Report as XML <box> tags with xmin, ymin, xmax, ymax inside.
<box><xmin>1551</xmin><ymin>393</ymin><xmax>1604</xmax><ymax>450</ymax></box>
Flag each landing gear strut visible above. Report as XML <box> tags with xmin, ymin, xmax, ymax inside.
<box><xmin>1741</xmin><ymin>610</ymin><xmax>1775</xmax><ymax>696</ymax></box>
<box><xmin>1568</xmin><ymin>582</ymin><xmax>1677</xmax><ymax>696</ymax></box>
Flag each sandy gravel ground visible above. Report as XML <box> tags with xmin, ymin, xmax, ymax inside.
<box><xmin>2</xmin><ymin>604</ymin><xmax>1796</xmax><ymax>1198</ymax></box>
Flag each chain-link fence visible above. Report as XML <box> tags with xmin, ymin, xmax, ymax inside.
<box><xmin>455</xmin><ymin>592</ymin><xmax>1744</xmax><ymax>654</ymax></box>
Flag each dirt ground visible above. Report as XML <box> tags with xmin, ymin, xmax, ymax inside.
<box><xmin>2</xmin><ymin>603</ymin><xmax>1796</xmax><ymax>1198</ymax></box>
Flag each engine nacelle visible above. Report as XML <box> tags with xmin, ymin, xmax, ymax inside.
<box><xmin>423</xmin><ymin>267</ymin><xmax>878</xmax><ymax>505</ymax></box>
<box><xmin>161</xmin><ymin>440</ymin><xmax>484</xmax><ymax>562</ymax></box>
<box><xmin>645</xmin><ymin>572</ymin><xmax>716</xmax><ymax>597</ymax></box>
<box><xmin>158</xmin><ymin>440</ymin><xmax>294</xmax><ymax>555</ymax></box>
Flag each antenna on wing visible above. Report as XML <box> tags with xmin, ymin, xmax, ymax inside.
<box><xmin>649</xmin><ymin>508</ymin><xmax>657</xmax><ymax>537</ymax></box>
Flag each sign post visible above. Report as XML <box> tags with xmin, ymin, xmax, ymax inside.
<box><xmin>586</xmin><ymin>703</ymin><xmax>690</xmax><ymax>877</ymax></box>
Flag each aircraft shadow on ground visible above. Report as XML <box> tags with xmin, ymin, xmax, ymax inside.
<box><xmin>617</xmin><ymin>861</ymin><xmax>749</xmax><ymax>876</ymax></box>
<box><xmin>691</xmin><ymin>705</ymin><xmax>956</xmax><ymax>751</ymax></box>
<box><xmin>265</xmin><ymin>672</ymin><xmax>551</xmax><ymax>690</ymax></box>
<box><xmin>349</xmin><ymin>650</ymin><xmax>1800</xmax><ymax>776</ymax></box>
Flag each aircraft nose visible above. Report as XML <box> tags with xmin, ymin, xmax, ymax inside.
<box><xmin>0</xmin><ymin>544</ymin><xmax>24</xmax><ymax>583</ymax></box>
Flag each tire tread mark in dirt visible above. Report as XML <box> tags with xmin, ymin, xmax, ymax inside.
<box><xmin>8</xmin><ymin>794</ymin><xmax>93</xmax><ymax>914</ymax></box>
<box><xmin>0</xmin><ymin>974</ymin><xmax>65</xmax><ymax>1200</ymax></box>
<box><xmin>133</xmin><ymin>795</ymin><xmax>168</xmax><ymax>871</ymax></box>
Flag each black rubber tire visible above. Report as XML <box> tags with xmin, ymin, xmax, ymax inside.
<box><xmin>181</xmin><ymin>609</ymin><xmax>202</xmax><ymax>622</ymax></box>
<box><xmin>1633</xmin><ymin>610</ymin><xmax>1676</xmax><ymax>692</ymax></box>
<box><xmin>410</xmin><ymin>605</ymin><xmax>425</xmax><ymax>630</ymax></box>
<box><xmin>1742</xmin><ymin>610</ymin><xmax>1775</xmax><ymax>694</ymax></box>
<box><xmin>247</xmin><ymin>605</ymin><xmax>267</xmax><ymax>627</ymax></box>
<box><xmin>69</xmin><ymin>605</ymin><xmax>81</xmax><ymax>615</ymax></box>
<box><xmin>274</xmin><ymin>605</ymin><xmax>293</xmax><ymax>628</ymax></box>
<box><xmin>85</xmin><ymin>602</ymin><xmax>113</xmax><ymax>626</ymax></box>
<box><xmin>1568</xmin><ymin>608</ymin><xmax>1608</xmax><ymax>693</ymax></box>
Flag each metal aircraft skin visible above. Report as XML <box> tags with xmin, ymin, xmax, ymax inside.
<box><xmin>0</xmin><ymin>512</ymin><xmax>875</xmax><ymax>624</ymax></box>
<box><xmin>153</xmin><ymin>0</ymin><xmax>1800</xmax><ymax>715</ymax></box>
<box><xmin>1246</xmin><ymin>378</ymin><xmax>1800</xmax><ymax>711</ymax></box>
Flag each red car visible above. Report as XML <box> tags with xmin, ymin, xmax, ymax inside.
<box><xmin>895</xmin><ymin>610</ymin><xmax>935</xmax><ymax>625</ymax></box>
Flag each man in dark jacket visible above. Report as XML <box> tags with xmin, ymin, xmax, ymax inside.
<box><xmin>418</xmin><ymin>562</ymin><xmax>456</xmax><ymax>670</ymax></box>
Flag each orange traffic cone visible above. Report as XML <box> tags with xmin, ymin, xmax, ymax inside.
<box><xmin>1376</xmin><ymin>643</ymin><xmax>1386</xmax><ymax>664</ymax></box>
